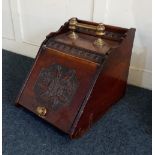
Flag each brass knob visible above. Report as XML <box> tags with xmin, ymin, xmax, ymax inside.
<box><xmin>94</xmin><ymin>23</ymin><xmax>105</xmax><ymax>47</ymax></box>
<box><xmin>96</xmin><ymin>23</ymin><xmax>105</xmax><ymax>36</ymax></box>
<box><xmin>69</xmin><ymin>17</ymin><xmax>77</xmax><ymax>31</ymax></box>
<box><xmin>36</xmin><ymin>106</ymin><xmax>47</xmax><ymax>118</ymax></box>
<box><xmin>68</xmin><ymin>17</ymin><xmax>78</xmax><ymax>39</ymax></box>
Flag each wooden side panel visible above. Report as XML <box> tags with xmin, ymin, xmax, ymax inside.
<box><xmin>70</xmin><ymin>28</ymin><xmax>136</xmax><ymax>138</ymax></box>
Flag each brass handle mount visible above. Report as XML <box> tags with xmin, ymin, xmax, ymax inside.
<box><xmin>68</xmin><ymin>17</ymin><xmax>105</xmax><ymax>47</ymax></box>
<box><xmin>36</xmin><ymin>106</ymin><xmax>47</xmax><ymax>118</ymax></box>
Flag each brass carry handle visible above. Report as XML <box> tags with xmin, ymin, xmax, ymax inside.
<box><xmin>68</xmin><ymin>17</ymin><xmax>105</xmax><ymax>47</ymax></box>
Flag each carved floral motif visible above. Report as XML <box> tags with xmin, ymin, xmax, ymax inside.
<box><xmin>34</xmin><ymin>64</ymin><xmax>79</xmax><ymax>110</ymax></box>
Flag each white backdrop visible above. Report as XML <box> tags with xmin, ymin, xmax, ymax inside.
<box><xmin>2</xmin><ymin>0</ymin><xmax>152</xmax><ymax>89</ymax></box>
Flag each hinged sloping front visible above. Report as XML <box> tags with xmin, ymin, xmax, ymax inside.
<box><xmin>17</xmin><ymin>47</ymin><xmax>100</xmax><ymax>133</ymax></box>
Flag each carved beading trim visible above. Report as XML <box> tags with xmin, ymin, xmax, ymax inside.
<box><xmin>46</xmin><ymin>39</ymin><xmax>104</xmax><ymax>64</ymax></box>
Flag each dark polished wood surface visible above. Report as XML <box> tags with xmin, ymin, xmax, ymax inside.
<box><xmin>16</xmin><ymin>18</ymin><xmax>135</xmax><ymax>138</ymax></box>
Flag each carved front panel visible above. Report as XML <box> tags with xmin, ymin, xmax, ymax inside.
<box><xmin>34</xmin><ymin>64</ymin><xmax>79</xmax><ymax>110</ymax></box>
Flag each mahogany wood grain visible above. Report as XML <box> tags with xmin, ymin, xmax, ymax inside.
<box><xmin>16</xmin><ymin>18</ymin><xmax>135</xmax><ymax>139</ymax></box>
